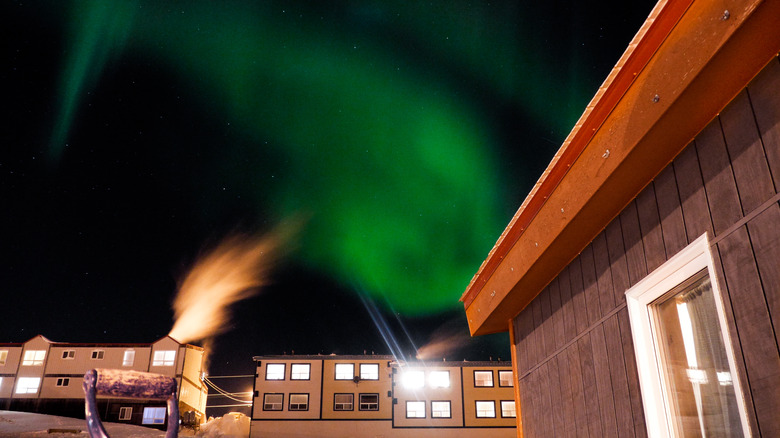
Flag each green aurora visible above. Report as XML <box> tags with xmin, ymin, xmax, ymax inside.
<box><xmin>45</xmin><ymin>1</ymin><xmax>618</xmax><ymax>315</ymax></box>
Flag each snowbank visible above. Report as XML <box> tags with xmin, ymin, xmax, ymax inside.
<box><xmin>197</xmin><ymin>412</ymin><xmax>249</xmax><ymax>438</ymax></box>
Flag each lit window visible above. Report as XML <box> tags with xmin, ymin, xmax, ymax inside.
<box><xmin>402</xmin><ymin>370</ymin><xmax>425</xmax><ymax>389</ymax></box>
<box><xmin>62</xmin><ymin>350</ymin><xmax>75</xmax><ymax>360</ymax></box>
<box><xmin>265</xmin><ymin>364</ymin><xmax>285</xmax><ymax>380</ymax></box>
<box><xmin>431</xmin><ymin>401</ymin><xmax>451</xmax><ymax>418</ymax></box>
<box><xmin>119</xmin><ymin>407</ymin><xmax>132</xmax><ymax>421</ymax></box>
<box><xmin>429</xmin><ymin>370</ymin><xmax>450</xmax><ymax>388</ymax></box>
<box><xmin>22</xmin><ymin>350</ymin><xmax>46</xmax><ymax>366</ymax></box>
<box><xmin>142</xmin><ymin>407</ymin><xmax>166</xmax><ymax>424</ymax></box>
<box><xmin>335</xmin><ymin>363</ymin><xmax>354</xmax><ymax>380</ymax></box>
<box><xmin>291</xmin><ymin>363</ymin><xmax>310</xmax><ymax>380</ymax></box>
<box><xmin>123</xmin><ymin>350</ymin><xmax>135</xmax><ymax>366</ymax></box>
<box><xmin>334</xmin><ymin>393</ymin><xmax>353</xmax><ymax>411</ymax></box>
<box><xmin>406</xmin><ymin>401</ymin><xmax>425</xmax><ymax>418</ymax></box>
<box><xmin>152</xmin><ymin>350</ymin><xmax>176</xmax><ymax>366</ymax></box>
<box><xmin>358</xmin><ymin>393</ymin><xmax>378</xmax><ymax>411</ymax></box>
<box><xmin>476</xmin><ymin>400</ymin><xmax>496</xmax><ymax>418</ymax></box>
<box><xmin>359</xmin><ymin>363</ymin><xmax>379</xmax><ymax>380</ymax></box>
<box><xmin>0</xmin><ymin>350</ymin><xmax>7</xmax><ymax>365</ymax></box>
<box><xmin>56</xmin><ymin>378</ymin><xmax>70</xmax><ymax>387</ymax></box>
<box><xmin>498</xmin><ymin>370</ymin><xmax>513</xmax><ymax>387</ymax></box>
<box><xmin>91</xmin><ymin>350</ymin><xmax>104</xmax><ymax>360</ymax></box>
<box><xmin>263</xmin><ymin>393</ymin><xmax>283</xmax><ymax>411</ymax></box>
<box><xmin>501</xmin><ymin>400</ymin><xmax>516</xmax><ymax>418</ymax></box>
<box><xmin>474</xmin><ymin>371</ymin><xmax>493</xmax><ymax>387</ymax></box>
<box><xmin>15</xmin><ymin>377</ymin><xmax>41</xmax><ymax>394</ymax></box>
<box><xmin>626</xmin><ymin>235</ymin><xmax>749</xmax><ymax>437</ymax></box>
<box><xmin>289</xmin><ymin>393</ymin><xmax>309</xmax><ymax>411</ymax></box>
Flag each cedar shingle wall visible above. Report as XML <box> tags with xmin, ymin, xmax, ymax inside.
<box><xmin>512</xmin><ymin>56</ymin><xmax>780</xmax><ymax>437</ymax></box>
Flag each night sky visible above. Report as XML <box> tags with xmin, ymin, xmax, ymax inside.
<box><xmin>2</xmin><ymin>0</ymin><xmax>654</xmax><ymax>411</ymax></box>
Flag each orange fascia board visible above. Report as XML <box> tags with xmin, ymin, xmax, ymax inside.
<box><xmin>463</xmin><ymin>0</ymin><xmax>780</xmax><ymax>336</ymax></box>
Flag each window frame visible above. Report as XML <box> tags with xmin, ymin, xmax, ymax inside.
<box><xmin>431</xmin><ymin>400</ymin><xmax>452</xmax><ymax>419</ymax></box>
<box><xmin>15</xmin><ymin>377</ymin><xmax>41</xmax><ymax>394</ymax></box>
<box><xmin>625</xmin><ymin>234</ymin><xmax>750</xmax><ymax>437</ymax></box>
<box><xmin>473</xmin><ymin>370</ymin><xmax>494</xmax><ymax>387</ymax></box>
<box><xmin>56</xmin><ymin>377</ymin><xmax>70</xmax><ymax>387</ymax></box>
<box><xmin>62</xmin><ymin>350</ymin><xmax>75</xmax><ymax>360</ymax></box>
<box><xmin>265</xmin><ymin>363</ymin><xmax>286</xmax><ymax>380</ymax></box>
<box><xmin>334</xmin><ymin>363</ymin><xmax>354</xmax><ymax>380</ymax></box>
<box><xmin>405</xmin><ymin>400</ymin><xmax>426</xmax><ymax>418</ymax></box>
<box><xmin>475</xmin><ymin>400</ymin><xmax>496</xmax><ymax>418</ymax></box>
<box><xmin>333</xmin><ymin>393</ymin><xmax>354</xmax><ymax>411</ymax></box>
<box><xmin>91</xmin><ymin>350</ymin><xmax>105</xmax><ymax>360</ymax></box>
<box><xmin>119</xmin><ymin>407</ymin><xmax>133</xmax><ymax>421</ymax></box>
<box><xmin>0</xmin><ymin>350</ymin><xmax>7</xmax><ymax>365</ymax></box>
<box><xmin>288</xmin><ymin>393</ymin><xmax>309</xmax><ymax>411</ymax></box>
<box><xmin>262</xmin><ymin>393</ymin><xmax>284</xmax><ymax>411</ymax></box>
<box><xmin>22</xmin><ymin>350</ymin><xmax>46</xmax><ymax>366</ymax></box>
<box><xmin>152</xmin><ymin>350</ymin><xmax>176</xmax><ymax>367</ymax></box>
<box><xmin>498</xmin><ymin>370</ymin><xmax>514</xmax><ymax>387</ymax></box>
<box><xmin>358</xmin><ymin>393</ymin><xmax>379</xmax><ymax>411</ymax></box>
<box><xmin>123</xmin><ymin>350</ymin><xmax>135</xmax><ymax>367</ymax></box>
<box><xmin>142</xmin><ymin>407</ymin><xmax>166</xmax><ymax>425</ymax></box>
<box><xmin>359</xmin><ymin>363</ymin><xmax>379</xmax><ymax>380</ymax></box>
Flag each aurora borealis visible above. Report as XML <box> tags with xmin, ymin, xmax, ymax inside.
<box><xmin>3</xmin><ymin>0</ymin><xmax>654</xmax><ymax>383</ymax></box>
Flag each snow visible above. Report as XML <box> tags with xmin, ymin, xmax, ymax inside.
<box><xmin>0</xmin><ymin>411</ymin><xmax>249</xmax><ymax>438</ymax></box>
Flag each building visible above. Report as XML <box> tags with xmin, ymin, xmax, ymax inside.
<box><xmin>249</xmin><ymin>354</ymin><xmax>516</xmax><ymax>437</ymax></box>
<box><xmin>461</xmin><ymin>0</ymin><xmax>780</xmax><ymax>436</ymax></box>
<box><xmin>0</xmin><ymin>334</ymin><xmax>207</xmax><ymax>428</ymax></box>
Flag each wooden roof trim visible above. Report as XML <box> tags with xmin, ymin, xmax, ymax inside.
<box><xmin>460</xmin><ymin>0</ymin><xmax>687</xmax><ymax>308</ymax></box>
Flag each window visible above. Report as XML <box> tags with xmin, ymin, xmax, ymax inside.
<box><xmin>15</xmin><ymin>377</ymin><xmax>41</xmax><ymax>394</ymax></box>
<box><xmin>358</xmin><ymin>393</ymin><xmax>378</xmax><ymax>411</ymax></box>
<box><xmin>401</xmin><ymin>370</ymin><xmax>425</xmax><ymax>389</ymax></box>
<box><xmin>406</xmin><ymin>401</ymin><xmax>425</xmax><ymax>418</ymax></box>
<box><xmin>475</xmin><ymin>400</ymin><xmax>496</xmax><ymax>418</ymax></box>
<box><xmin>359</xmin><ymin>363</ymin><xmax>379</xmax><ymax>380</ymax></box>
<box><xmin>119</xmin><ymin>407</ymin><xmax>132</xmax><ymax>421</ymax></box>
<box><xmin>56</xmin><ymin>378</ymin><xmax>70</xmax><ymax>387</ymax></box>
<box><xmin>431</xmin><ymin>401</ymin><xmax>451</xmax><ymax>418</ymax></box>
<box><xmin>499</xmin><ymin>370</ymin><xmax>513</xmax><ymax>387</ymax></box>
<box><xmin>62</xmin><ymin>350</ymin><xmax>75</xmax><ymax>360</ymax></box>
<box><xmin>0</xmin><ymin>350</ymin><xmax>7</xmax><ymax>365</ymax></box>
<box><xmin>429</xmin><ymin>370</ymin><xmax>450</xmax><ymax>388</ymax></box>
<box><xmin>474</xmin><ymin>370</ymin><xmax>493</xmax><ymax>387</ymax></box>
<box><xmin>123</xmin><ymin>350</ymin><xmax>135</xmax><ymax>366</ymax></box>
<box><xmin>335</xmin><ymin>363</ymin><xmax>354</xmax><ymax>380</ymax></box>
<box><xmin>263</xmin><ymin>393</ymin><xmax>283</xmax><ymax>411</ymax></box>
<box><xmin>22</xmin><ymin>350</ymin><xmax>45</xmax><ymax>366</ymax></box>
<box><xmin>91</xmin><ymin>350</ymin><xmax>104</xmax><ymax>360</ymax></box>
<box><xmin>626</xmin><ymin>235</ymin><xmax>749</xmax><ymax>437</ymax></box>
<box><xmin>334</xmin><ymin>393</ymin><xmax>353</xmax><ymax>411</ymax></box>
<box><xmin>152</xmin><ymin>350</ymin><xmax>175</xmax><ymax>366</ymax></box>
<box><xmin>501</xmin><ymin>400</ymin><xmax>516</xmax><ymax>418</ymax></box>
<box><xmin>289</xmin><ymin>393</ymin><xmax>309</xmax><ymax>411</ymax></box>
<box><xmin>265</xmin><ymin>363</ymin><xmax>285</xmax><ymax>380</ymax></box>
<box><xmin>142</xmin><ymin>407</ymin><xmax>166</xmax><ymax>425</ymax></box>
<box><xmin>291</xmin><ymin>363</ymin><xmax>310</xmax><ymax>380</ymax></box>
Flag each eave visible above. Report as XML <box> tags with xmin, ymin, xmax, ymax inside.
<box><xmin>462</xmin><ymin>0</ymin><xmax>780</xmax><ymax>336</ymax></box>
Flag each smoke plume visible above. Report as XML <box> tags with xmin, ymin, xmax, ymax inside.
<box><xmin>168</xmin><ymin>226</ymin><xmax>293</xmax><ymax>345</ymax></box>
<box><xmin>415</xmin><ymin>319</ymin><xmax>473</xmax><ymax>361</ymax></box>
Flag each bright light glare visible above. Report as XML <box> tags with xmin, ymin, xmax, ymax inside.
<box><xmin>429</xmin><ymin>370</ymin><xmax>450</xmax><ymax>388</ymax></box>
<box><xmin>402</xmin><ymin>370</ymin><xmax>425</xmax><ymax>389</ymax></box>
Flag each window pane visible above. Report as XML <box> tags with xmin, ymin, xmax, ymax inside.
<box><xmin>152</xmin><ymin>350</ymin><xmax>175</xmax><ymax>366</ymax></box>
<box><xmin>431</xmin><ymin>401</ymin><xmax>451</xmax><ymax>418</ymax></box>
<box><xmin>499</xmin><ymin>370</ymin><xmax>513</xmax><ymax>387</ymax></box>
<box><xmin>123</xmin><ymin>350</ymin><xmax>135</xmax><ymax>366</ymax></box>
<box><xmin>474</xmin><ymin>371</ymin><xmax>493</xmax><ymax>387</ymax></box>
<box><xmin>22</xmin><ymin>350</ymin><xmax>45</xmax><ymax>366</ymax></box>
<box><xmin>289</xmin><ymin>394</ymin><xmax>309</xmax><ymax>411</ymax></box>
<box><xmin>406</xmin><ymin>401</ymin><xmax>425</xmax><ymax>418</ymax></box>
<box><xmin>291</xmin><ymin>364</ymin><xmax>310</xmax><ymax>380</ymax></box>
<box><xmin>16</xmin><ymin>377</ymin><xmax>41</xmax><ymax>394</ymax></box>
<box><xmin>359</xmin><ymin>363</ymin><xmax>379</xmax><ymax>380</ymax></box>
<box><xmin>359</xmin><ymin>393</ymin><xmax>378</xmax><ymax>411</ymax></box>
<box><xmin>266</xmin><ymin>364</ymin><xmax>285</xmax><ymax>380</ymax></box>
<box><xmin>335</xmin><ymin>363</ymin><xmax>354</xmax><ymax>380</ymax></box>
<box><xmin>334</xmin><ymin>393</ymin><xmax>353</xmax><ymax>411</ymax></box>
<box><xmin>263</xmin><ymin>393</ymin><xmax>283</xmax><ymax>410</ymax></box>
<box><xmin>142</xmin><ymin>407</ymin><xmax>166</xmax><ymax>424</ymax></box>
<box><xmin>476</xmin><ymin>401</ymin><xmax>495</xmax><ymax>418</ymax></box>
<box><xmin>402</xmin><ymin>370</ymin><xmax>424</xmax><ymax>389</ymax></box>
<box><xmin>119</xmin><ymin>407</ymin><xmax>132</xmax><ymax>421</ymax></box>
<box><xmin>429</xmin><ymin>371</ymin><xmax>450</xmax><ymax>388</ymax></box>
<box><xmin>501</xmin><ymin>400</ymin><xmax>516</xmax><ymax>418</ymax></box>
<box><xmin>653</xmin><ymin>274</ymin><xmax>743</xmax><ymax>437</ymax></box>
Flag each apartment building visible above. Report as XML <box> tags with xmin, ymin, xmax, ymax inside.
<box><xmin>250</xmin><ymin>354</ymin><xmax>516</xmax><ymax>438</ymax></box>
<box><xmin>0</xmin><ymin>334</ymin><xmax>207</xmax><ymax>428</ymax></box>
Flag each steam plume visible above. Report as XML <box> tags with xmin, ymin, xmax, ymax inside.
<box><xmin>169</xmin><ymin>226</ymin><xmax>293</xmax><ymax>344</ymax></box>
<box><xmin>415</xmin><ymin>319</ymin><xmax>472</xmax><ymax>360</ymax></box>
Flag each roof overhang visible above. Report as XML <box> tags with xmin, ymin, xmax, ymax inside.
<box><xmin>462</xmin><ymin>0</ymin><xmax>780</xmax><ymax>336</ymax></box>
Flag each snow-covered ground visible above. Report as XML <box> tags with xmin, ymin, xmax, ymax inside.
<box><xmin>0</xmin><ymin>411</ymin><xmax>249</xmax><ymax>438</ymax></box>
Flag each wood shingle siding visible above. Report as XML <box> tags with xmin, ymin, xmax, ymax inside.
<box><xmin>512</xmin><ymin>56</ymin><xmax>780</xmax><ymax>436</ymax></box>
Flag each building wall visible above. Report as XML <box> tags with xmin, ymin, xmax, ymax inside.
<box><xmin>511</xmin><ymin>56</ymin><xmax>780</xmax><ymax>437</ymax></box>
